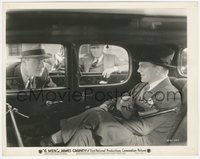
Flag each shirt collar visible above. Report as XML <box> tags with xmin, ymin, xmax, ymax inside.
<box><xmin>148</xmin><ymin>76</ymin><xmax>167</xmax><ymax>91</ymax></box>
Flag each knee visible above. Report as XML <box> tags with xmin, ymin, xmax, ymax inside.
<box><xmin>86</xmin><ymin>107</ymin><xmax>101</xmax><ymax>113</ymax></box>
<box><xmin>85</xmin><ymin>107</ymin><xmax>102</xmax><ymax>118</ymax></box>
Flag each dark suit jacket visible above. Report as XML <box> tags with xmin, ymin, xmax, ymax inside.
<box><xmin>60</xmin><ymin>77</ymin><xmax>181</xmax><ymax>146</ymax></box>
<box><xmin>104</xmin><ymin>77</ymin><xmax>181</xmax><ymax>145</ymax></box>
<box><xmin>6</xmin><ymin>62</ymin><xmax>56</xmax><ymax>90</ymax></box>
<box><xmin>79</xmin><ymin>53</ymin><xmax>128</xmax><ymax>73</ymax></box>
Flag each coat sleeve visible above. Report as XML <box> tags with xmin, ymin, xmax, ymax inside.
<box><xmin>125</xmin><ymin>112</ymin><xmax>176</xmax><ymax>136</ymax></box>
<box><xmin>101</xmin><ymin>83</ymin><xmax>140</xmax><ymax>112</ymax></box>
<box><xmin>79</xmin><ymin>58</ymin><xmax>85</xmax><ymax>72</ymax></box>
<box><xmin>113</xmin><ymin>55</ymin><xmax>128</xmax><ymax>73</ymax></box>
<box><xmin>39</xmin><ymin>67</ymin><xmax>57</xmax><ymax>88</ymax></box>
<box><xmin>101</xmin><ymin>98</ymin><xmax>118</xmax><ymax>110</ymax></box>
<box><xmin>124</xmin><ymin>87</ymin><xmax>181</xmax><ymax>136</ymax></box>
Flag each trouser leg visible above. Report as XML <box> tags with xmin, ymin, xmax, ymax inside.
<box><xmin>51</xmin><ymin>130</ymin><xmax>62</xmax><ymax>144</ymax></box>
<box><xmin>60</xmin><ymin>107</ymin><xmax>135</xmax><ymax>146</ymax></box>
<box><xmin>67</xmin><ymin>129</ymin><xmax>96</xmax><ymax>146</ymax></box>
<box><xmin>60</xmin><ymin>107</ymin><xmax>103</xmax><ymax>143</ymax></box>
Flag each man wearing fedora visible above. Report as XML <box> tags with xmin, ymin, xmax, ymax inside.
<box><xmin>40</xmin><ymin>45</ymin><xmax>181</xmax><ymax>146</ymax></box>
<box><xmin>6</xmin><ymin>44</ymin><xmax>56</xmax><ymax>89</ymax></box>
<box><xmin>79</xmin><ymin>44</ymin><xmax>128</xmax><ymax>78</ymax></box>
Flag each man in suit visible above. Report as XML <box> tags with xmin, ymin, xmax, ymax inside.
<box><xmin>40</xmin><ymin>45</ymin><xmax>181</xmax><ymax>146</ymax></box>
<box><xmin>79</xmin><ymin>44</ymin><xmax>128</xmax><ymax>78</ymax></box>
<box><xmin>6</xmin><ymin>44</ymin><xmax>56</xmax><ymax>90</ymax></box>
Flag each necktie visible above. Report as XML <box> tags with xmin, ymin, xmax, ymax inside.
<box><xmin>25</xmin><ymin>78</ymin><xmax>32</xmax><ymax>89</ymax></box>
<box><xmin>91</xmin><ymin>58</ymin><xmax>99</xmax><ymax>68</ymax></box>
<box><xmin>25</xmin><ymin>76</ymin><xmax>36</xmax><ymax>89</ymax></box>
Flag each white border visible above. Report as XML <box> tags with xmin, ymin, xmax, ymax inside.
<box><xmin>1</xmin><ymin>1</ymin><xmax>199</xmax><ymax>158</ymax></box>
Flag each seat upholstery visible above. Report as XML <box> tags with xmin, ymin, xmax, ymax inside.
<box><xmin>168</xmin><ymin>77</ymin><xmax>187</xmax><ymax>144</ymax></box>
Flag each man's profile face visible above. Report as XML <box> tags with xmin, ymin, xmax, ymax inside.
<box><xmin>24</xmin><ymin>58</ymin><xmax>44</xmax><ymax>77</ymax></box>
<box><xmin>90</xmin><ymin>45</ymin><xmax>104</xmax><ymax>58</ymax></box>
<box><xmin>137</xmin><ymin>62</ymin><xmax>158</xmax><ymax>83</ymax></box>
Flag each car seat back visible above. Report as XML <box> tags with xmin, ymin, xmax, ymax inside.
<box><xmin>168</xmin><ymin>77</ymin><xmax>187</xmax><ymax>145</ymax></box>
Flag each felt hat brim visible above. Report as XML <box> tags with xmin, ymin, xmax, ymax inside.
<box><xmin>134</xmin><ymin>45</ymin><xmax>176</xmax><ymax>69</ymax></box>
<box><xmin>18</xmin><ymin>53</ymin><xmax>52</xmax><ymax>59</ymax></box>
<box><xmin>149</xmin><ymin>61</ymin><xmax>176</xmax><ymax>69</ymax></box>
<box><xmin>134</xmin><ymin>59</ymin><xmax>176</xmax><ymax>69</ymax></box>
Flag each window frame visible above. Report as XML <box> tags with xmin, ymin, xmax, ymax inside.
<box><xmin>77</xmin><ymin>44</ymin><xmax>132</xmax><ymax>88</ymax></box>
<box><xmin>6</xmin><ymin>43</ymin><xmax>69</xmax><ymax>91</ymax></box>
<box><xmin>177</xmin><ymin>48</ymin><xmax>187</xmax><ymax>77</ymax></box>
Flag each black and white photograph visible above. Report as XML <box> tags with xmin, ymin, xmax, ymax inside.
<box><xmin>2</xmin><ymin>1</ymin><xmax>198</xmax><ymax>156</ymax></box>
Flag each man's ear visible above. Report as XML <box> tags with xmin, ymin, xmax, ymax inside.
<box><xmin>155</xmin><ymin>66</ymin><xmax>162</xmax><ymax>75</ymax></box>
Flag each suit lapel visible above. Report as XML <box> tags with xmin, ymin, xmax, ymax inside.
<box><xmin>140</xmin><ymin>78</ymin><xmax>172</xmax><ymax>110</ymax></box>
<box><xmin>130</xmin><ymin>82</ymin><xmax>148</xmax><ymax>100</ymax></box>
<box><xmin>148</xmin><ymin>77</ymin><xmax>171</xmax><ymax>97</ymax></box>
<box><xmin>131</xmin><ymin>78</ymin><xmax>171</xmax><ymax>106</ymax></box>
<box><xmin>85</xmin><ymin>57</ymin><xmax>94</xmax><ymax>72</ymax></box>
<box><xmin>131</xmin><ymin>78</ymin><xmax>171</xmax><ymax>100</ymax></box>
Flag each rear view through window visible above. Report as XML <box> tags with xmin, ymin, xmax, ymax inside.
<box><xmin>6</xmin><ymin>44</ymin><xmax>66</xmax><ymax>90</ymax></box>
<box><xmin>79</xmin><ymin>44</ymin><xmax>129</xmax><ymax>85</ymax></box>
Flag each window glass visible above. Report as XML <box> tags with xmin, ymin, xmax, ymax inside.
<box><xmin>180</xmin><ymin>48</ymin><xmax>187</xmax><ymax>76</ymax></box>
<box><xmin>79</xmin><ymin>44</ymin><xmax>129</xmax><ymax>85</ymax></box>
<box><xmin>6</xmin><ymin>43</ymin><xmax>66</xmax><ymax>90</ymax></box>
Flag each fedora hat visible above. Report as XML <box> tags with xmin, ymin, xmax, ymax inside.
<box><xmin>90</xmin><ymin>44</ymin><xmax>103</xmax><ymax>48</ymax></box>
<box><xmin>20</xmin><ymin>44</ymin><xmax>51</xmax><ymax>59</ymax></box>
<box><xmin>134</xmin><ymin>45</ymin><xmax>176</xmax><ymax>69</ymax></box>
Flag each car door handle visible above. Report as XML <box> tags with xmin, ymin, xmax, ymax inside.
<box><xmin>46</xmin><ymin>100</ymin><xmax>63</xmax><ymax>106</ymax></box>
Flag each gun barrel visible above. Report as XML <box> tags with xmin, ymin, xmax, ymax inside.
<box><xmin>140</xmin><ymin>108</ymin><xmax>177</xmax><ymax>119</ymax></box>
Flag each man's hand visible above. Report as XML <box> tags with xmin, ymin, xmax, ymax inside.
<box><xmin>99</xmin><ymin>104</ymin><xmax>108</xmax><ymax>111</ymax></box>
<box><xmin>39</xmin><ymin>67</ymin><xmax>48</xmax><ymax>80</ymax></box>
<box><xmin>102</xmin><ymin>68</ymin><xmax>115</xmax><ymax>78</ymax></box>
<box><xmin>116</xmin><ymin>96</ymin><xmax>134</xmax><ymax>120</ymax></box>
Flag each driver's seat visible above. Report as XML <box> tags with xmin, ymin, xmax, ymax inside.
<box><xmin>168</xmin><ymin>77</ymin><xmax>187</xmax><ymax>145</ymax></box>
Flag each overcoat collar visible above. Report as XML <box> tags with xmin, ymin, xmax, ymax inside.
<box><xmin>131</xmin><ymin>77</ymin><xmax>171</xmax><ymax>100</ymax></box>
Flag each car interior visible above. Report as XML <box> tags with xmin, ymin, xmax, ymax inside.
<box><xmin>5</xmin><ymin>10</ymin><xmax>187</xmax><ymax>147</ymax></box>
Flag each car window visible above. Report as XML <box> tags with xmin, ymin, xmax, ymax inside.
<box><xmin>78</xmin><ymin>44</ymin><xmax>129</xmax><ymax>86</ymax></box>
<box><xmin>179</xmin><ymin>48</ymin><xmax>187</xmax><ymax>76</ymax></box>
<box><xmin>6</xmin><ymin>43</ymin><xmax>66</xmax><ymax>90</ymax></box>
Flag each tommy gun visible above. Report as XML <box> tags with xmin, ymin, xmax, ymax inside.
<box><xmin>140</xmin><ymin>107</ymin><xmax>178</xmax><ymax>119</ymax></box>
<box><xmin>6</xmin><ymin>103</ymin><xmax>30</xmax><ymax>147</ymax></box>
